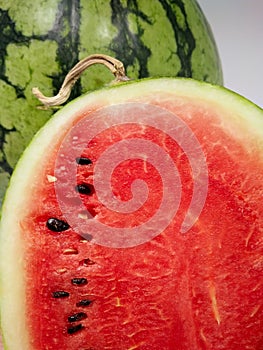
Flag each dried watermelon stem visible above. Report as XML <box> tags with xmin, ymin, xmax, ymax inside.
<box><xmin>32</xmin><ymin>54</ymin><xmax>130</xmax><ymax>107</ymax></box>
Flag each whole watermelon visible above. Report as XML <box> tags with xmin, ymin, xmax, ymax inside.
<box><xmin>0</xmin><ymin>0</ymin><xmax>223</xmax><ymax>204</ymax></box>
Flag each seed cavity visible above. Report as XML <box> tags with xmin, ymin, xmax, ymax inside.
<box><xmin>76</xmin><ymin>157</ymin><xmax>92</xmax><ymax>165</ymax></box>
<box><xmin>46</xmin><ymin>174</ymin><xmax>57</xmax><ymax>183</ymax></box>
<box><xmin>63</xmin><ymin>248</ymin><xmax>79</xmax><ymax>255</ymax></box>
<box><xmin>71</xmin><ymin>278</ymin><xmax>88</xmax><ymax>286</ymax></box>
<box><xmin>56</xmin><ymin>268</ymin><xmax>68</xmax><ymax>274</ymax></box>
<box><xmin>68</xmin><ymin>312</ymin><xmax>87</xmax><ymax>323</ymax></box>
<box><xmin>76</xmin><ymin>299</ymin><xmax>93</xmax><ymax>307</ymax></box>
<box><xmin>79</xmin><ymin>258</ymin><xmax>95</xmax><ymax>266</ymax></box>
<box><xmin>67</xmin><ymin>323</ymin><xmax>84</xmax><ymax>334</ymax></box>
<box><xmin>52</xmin><ymin>291</ymin><xmax>70</xmax><ymax>298</ymax></box>
<box><xmin>78</xmin><ymin>212</ymin><xmax>89</xmax><ymax>220</ymax></box>
<box><xmin>46</xmin><ymin>218</ymin><xmax>70</xmax><ymax>232</ymax></box>
<box><xmin>85</xmin><ymin>233</ymin><xmax>93</xmax><ymax>241</ymax></box>
<box><xmin>75</xmin><ymin>183</ymin><xmax>93</xmax><ymax>195</ymax></box>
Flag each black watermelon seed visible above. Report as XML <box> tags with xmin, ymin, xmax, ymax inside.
<box><xmin>46</xmin><ymin>218</ymin><xmax>70</xmax><ymax>232</ymax></box>
<box><xmin>76</xmin><ymin>299</ymin><xmax>93</xmax><ymax>307</ymax></box>
<box><xmin>67</xmin><ymin>323</ymin><xmax>84</xmax><ymax>334</ymax></box>
<box><xmin>68</xmin><ymin>312</ymin><xmax>87</xmax><ymax>323</ymax></box>
<box><xmin>52</xmin><ymin>291</ymin><xmax>70</xmax><ymax>298</ymax></box>
<box><xmin>71</xmin><ymin>278</ymin><xmax>88</xmax><ymax>286</ymax></box>
<box><xmin>75</xmin><ymin>183</ymin><xmax>93</xmax><ymax>195</ymax></box>
<box><xmin>76</xmin><ymin>157</ymin><xmax>92</xmax><ymax>165</ymax></box>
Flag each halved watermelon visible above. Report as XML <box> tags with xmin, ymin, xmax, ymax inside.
<box><xmin>0</xmin><ymin>78</ymin><xmax>262</xmax><ymax>349</ymax></box>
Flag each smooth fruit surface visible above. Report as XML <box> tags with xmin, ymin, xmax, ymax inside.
<box><xmin>0</xmin><ymin>78</ymin><xmax>262</xmax><ymax>349</ymax></box>
<box><xmin>0</xmin><ymin>0</ymin><xmax>223</xmax><ymax>204</ymax></box>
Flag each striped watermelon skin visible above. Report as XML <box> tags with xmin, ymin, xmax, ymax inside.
<box><xmin>0</xmin><ymin>0</ymin><xmax>223</xmax><ymax>204</ymax></box>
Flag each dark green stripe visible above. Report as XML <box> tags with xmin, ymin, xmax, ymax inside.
<box><xmin>0</xmin><ymin>1</ymin><xmax>82</xmax><ymax>99</ymax></box>
<box><xmin>110</xmin><ymin>0</ymin><xmax>151</xmax><ymax>78</ymax></box>
<box><xmin>0</xmin><ymin>10</ymin><xmax>22</xmax><ymax>175</ymax></box>
<box><xmin>158</xmin><ymin>0</ymin><xmax>195</xmax><ymax>77</ymax></box>
<box><xmin>0</xmin><ymin>9</ymin><xmax>30</xmax><ymax>97</ymax></box>
<box><xmin>0</xmin><ymin>125</ymin><xmax>15</xmax><ymax>174</ymax></box>
<box><xmin>48</xmin><ymin>0</ymin><xmax>81</xmax><ymax>100</ymax></box>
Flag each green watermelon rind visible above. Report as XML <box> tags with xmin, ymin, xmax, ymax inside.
<box><xmin>0</xmin><ymin>77</ymin><xmax>262</xmax><ymax>349</ymax></box>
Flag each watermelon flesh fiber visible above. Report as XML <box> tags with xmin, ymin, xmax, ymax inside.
<box><xmin>0</xmin><ymin>79</ymin><xmax>262</xmax><ymax>349</ymax></box>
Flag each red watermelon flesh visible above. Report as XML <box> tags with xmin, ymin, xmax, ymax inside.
<box><xmin>0</xmin><ymin>78</ymin><xmax>262</xmax><ymax>350</ymax></box>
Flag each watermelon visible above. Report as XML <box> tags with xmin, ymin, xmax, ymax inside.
<box><xmin>0</xmin><ymin>76</ymin><xmax>262</xmax><ymax>349</ymax></box>
<box><xmin>0</xmin><ymin>0</ymin><xmax>223</xmax><ymax>205</ymax></box>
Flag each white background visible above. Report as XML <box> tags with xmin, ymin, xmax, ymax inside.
<box><xmin>198</xmin><ymin>0</ymin><xmax>263</xmax><ymax>108</ymax></box>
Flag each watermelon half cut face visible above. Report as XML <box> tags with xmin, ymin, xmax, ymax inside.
<box><xmin>0</xmin><ymin>78</ymin><xmax>262</xmax><ymax>349</ymax></box>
